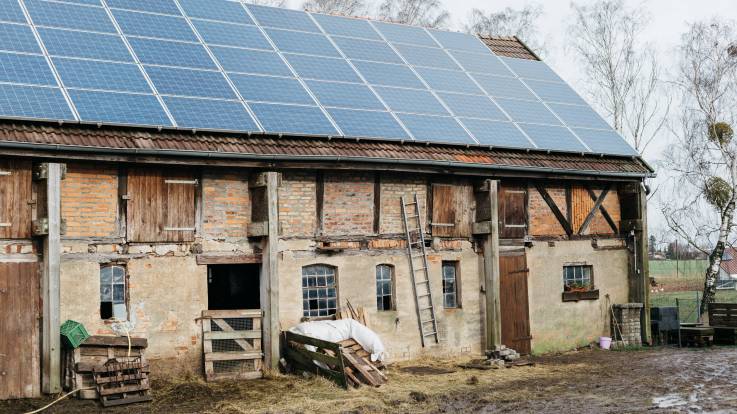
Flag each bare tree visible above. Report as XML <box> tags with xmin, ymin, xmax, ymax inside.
<box><xmin>661</xmin><ymin>19</ymin><xmax>737</xmax><ymax>316</ymax></box>
<box><xmin>568</xmin><ymin>0</ymin><xmax>669</xmax><ymax>155</ymax></box>
<box><xmin>302</xmin><ymin>0</ymin><xmax>366</xmax><ymax>16</ymax></box>
<box><xmin>464</xmin><ymin>5</ymin><xmax>545</xmax><ymax>54</ymax></box>
<box><xmin>377</xmin><ymin>0</ymin><xmax>449</xmax><ymax>29</ymax></box>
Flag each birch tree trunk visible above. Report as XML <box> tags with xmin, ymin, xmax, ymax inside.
<box><xmin>701</xmin><ymin>200</ymin><xmax>735</xmax><ymax>316</ymax></box>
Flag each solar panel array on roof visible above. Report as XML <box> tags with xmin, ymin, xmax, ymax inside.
<box><xmin>0</xmin><ymin>0</ymin><xmax>637</xmax><ymax>156</ymax></box>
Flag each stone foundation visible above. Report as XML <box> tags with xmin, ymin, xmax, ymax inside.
<box><xmin>612</xmin><ymin>303</ymin><xmax>643</xmax><ymax>346</ymax></box>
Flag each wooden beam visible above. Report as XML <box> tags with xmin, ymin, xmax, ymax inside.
<box><xmin>578</xmin><ymin>185</ymin><xmax>610</xmax><ymax>235</ymax></box>
<box><xmin>585</xmin><ymin>187</ymin><xmax>618</xmax><ymax>233</ymax></box>
<box><xmin>196</xmin><ymin>254</ymin><xmax>263</xmax><ymax>265</ymax></box>
<box><xmin>247</xmin><ymin>221</ymin><xmax>268</xmax><ymax>237</ymax></box>
<box><xmin>534</xmin><ymin>184</ymin><xmax>573</xmax><ymax>237</ymax></box>
<box><xmin>315</xmin><ymin>171</ymin><xmax>324</xmax><ymax>236</ymax></box>
<box><xmin>482</xmin><ymin>179</ymin><xmax>502</xmax><ymax>350</ymax></box>
<box><xmin>260</xmin><ymin>172</ymin><xmax>281</xmax><ymax>370</ymax></box>
<box><xmin>41</xmin><ymin>163</ymin><xmax>63</xmax><ymax>393</ymax></box>
<box><xmin>373</xmin><ymin>173</ymin><xmax>381</xmax><ymax>234</ymax></box>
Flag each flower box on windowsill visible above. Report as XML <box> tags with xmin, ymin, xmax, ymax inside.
<box><xmin>562</xmin><ymin>289</ymin><xmax>600</xmax><ymax>302</ymax></box>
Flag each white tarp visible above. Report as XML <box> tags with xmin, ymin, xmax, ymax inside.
<box><xmin>289</xmin><ymin>319</ymin><xmax>387</xmax><ymax>362</ymax></box>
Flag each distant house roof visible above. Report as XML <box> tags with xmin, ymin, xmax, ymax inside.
<box><xmin>722</xmin><ymin>248</ymin><xmax>737</xmax><ymax>275</ymax></box>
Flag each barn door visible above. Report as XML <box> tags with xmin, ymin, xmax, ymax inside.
<box><xmin>0</xmin><ymin>262</ymin><xmax>40</xmax><ymax>399</ymax></box>
<box><xmin>500</xmin><ymin>253</ymin><xmax>531</xmax><ymax>355</ymax></box>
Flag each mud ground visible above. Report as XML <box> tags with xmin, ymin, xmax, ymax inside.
<box><xmin>2</xmin><ymin>346</ymin><xmax>736</xmax><ymax>414</ymax></box>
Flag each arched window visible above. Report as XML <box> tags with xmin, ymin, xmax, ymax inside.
<box><xmin>302</xmin><ymin>264</ymin><xmax>337</xmax><ymax>317</ymax></box>
<box><xmin>376</xmin><ymin>264</ymin><xmax>395</xmax><ymax>311</ymax></box>
<box><xmin>100</xmin><ymin>264</ymin><xmax>127</xmax><ymax>320</ymax></box>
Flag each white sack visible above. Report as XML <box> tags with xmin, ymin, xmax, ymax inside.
<box><xmin>289</xmin><ymin>319</ymin><xmax>387</xmax><ymax>362</ymax></box>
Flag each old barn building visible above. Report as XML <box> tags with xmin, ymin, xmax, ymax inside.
<box><xmin>0</xmin><ymin>0</ymin><xmax>652</xmax><ymax>399</ymax></box>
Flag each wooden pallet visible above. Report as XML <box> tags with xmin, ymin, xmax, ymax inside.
<box><xmin>714</xmin><ymin>327</ymin><xmax>737</xmax><ymax>345</ymax></box>
<box><xmin>201</xmin><ymin>309</ymin><xmax>263</xmax><ymax>381</ymax></box>
<box><xmin>680</xmin><ymin>327</ymin><xmax>714</xmax><ymax>347</ymax></box>
<box><xmin>93</xmin><ymin>359</ymin><xmax>151</xmax><ymax>407</ymax></box>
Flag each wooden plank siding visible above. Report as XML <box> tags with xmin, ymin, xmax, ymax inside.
<box><xmin>499</xmin><ymin>184</ymin><xmax>527</xmax><ymax>239</ymax></box>
<box><xmin>126</xmin><ymin>167</ymin><xmax>197</xmax><ymax>242</ymax></box>
<box><xmin>0</xmin><ymin>159</ymin><xmax>32</xmax><ymax>239</ymax></box>
<box><xmin>431</xmin><ymin>183</ymin><xmax>473</xmax><ymax>237</ymax></box>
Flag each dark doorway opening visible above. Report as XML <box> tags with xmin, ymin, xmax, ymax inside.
<box><xmin>207</xmin><ymin>264</ymin><xmax>260</xmax><ymax>310</ymax></box>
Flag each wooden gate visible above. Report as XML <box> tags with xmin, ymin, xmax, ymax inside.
<box><xmin>500</xmin><ymin>253</ymin><xmax>532</xmax><ymax>355</ymax></box>
<box><xmin>0</xmin><ymin>262</ymin><xmax>40</xmax><ymax>399</ymax></box>
<box><xmin>201</xmin><ymin>310</ymin><xmax>263</xmax><ymax>381</ymax></box>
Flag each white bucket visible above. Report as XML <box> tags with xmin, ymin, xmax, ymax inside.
<box><xmin>599</xmin><ymin>336</ymin><xmax>612</xmax><ymax>350</ymax></box>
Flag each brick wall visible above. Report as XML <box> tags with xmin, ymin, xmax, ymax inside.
<box><xmin>61</xmin><ymin>163</ymin><xmax>118</xmax><ymax>238</ymax></box>
<box><xmin>380</xmin><ymin>175</ymin><xmax>427</xmax><ymax>234</ymax></box>
<box><xmin>323</xmin><ymin>172</ymin><xmax>374</xmax><ymax>235</ymax></box>
<box><xmin>528</xmin><ymin>186</ymin><xmax>567</xmax><ymax>237</ymax></box>
<box><xmin>612</xmin><ymin>303</ymin><xmax>642</xmax><ymax>346</ymax></box>
<box><xmin>202</xmin><ymin>171</ymin><xmax>250</xmax><ymax>239</ymax></box>
<box><xmin>588</xmin><ymin>190</ymin><xmax>621</xmax><ymax>235</ymax></box>
<box><xmin>279</xmin><ymin>171</ymin><xmax>317</xmax><ymax>237</ymax></box>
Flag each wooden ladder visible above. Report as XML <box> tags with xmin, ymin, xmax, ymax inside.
<box><xmin>401</xmin><ymin>194</ymin><xmax>439</xmax><ymax>347</ymax></box>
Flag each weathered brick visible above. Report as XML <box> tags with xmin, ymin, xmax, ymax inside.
<box><xmin>202</xmin><ymin>171</ymin><xmax>250</xmax><ymax>239</ymax></box>
<box><xmin>379</xmin><ymin>175</ymin><xmax>427</xmax><ymax>234</ymax></box>
<box><xmin>278</xmin><ymin>171</ymin><xmax>317</xmax><ymax>237</ymax></box>
<box><xmin>323</xmin><ymin>172</ymin><xmax>374</xmax><ymax>235</ymax></box>
<box><xmin>61</xmin><ymin>163</ymin><xmax>118</xmax><ymax>238</ymax></box>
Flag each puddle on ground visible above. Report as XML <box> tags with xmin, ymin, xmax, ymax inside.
<box><xmin>653</xmin><ymin>394</ymin><xmax>689</xmax><ymax>408</ymax></box>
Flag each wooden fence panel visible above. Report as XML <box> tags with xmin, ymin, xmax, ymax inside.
<box><xmin>201</xmin><ymin>310</ymin><xmax>263</xmax><ymax>381</ymax></box>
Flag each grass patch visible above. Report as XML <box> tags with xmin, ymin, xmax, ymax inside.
<box><xmin>650</xmin><ymin>260</ymin><xmax>708</xmax><ymax>279</ymax></box>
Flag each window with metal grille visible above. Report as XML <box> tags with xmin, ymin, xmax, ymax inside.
<box><xmin>563</xmin><ymin>264</ymin><xmax>594</xmax><ymax>291</ymax></box>
<box><xmin>376</xmin><ymin>264</ymin><xmax>394</xmax><ymax>311</ymax></box>
<box><xmin>442</xmin><ymin>261</ymin><xmax>460</xmax><ymax>308</ymax></box>
<box><xmin>100</xmin><ymin>264</ymin><xmax>127</xmax><ymax>320</ymax></box>
<box><xmin>302</xmin><ymin>264</ymin><xmax>337</xmax><ymax>317</ymax></box>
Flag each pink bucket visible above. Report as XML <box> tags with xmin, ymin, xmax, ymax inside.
<box><xmin>599</xmin><ymin>336</ymin><xmax>612</xmax><ymax>350</ymax></box>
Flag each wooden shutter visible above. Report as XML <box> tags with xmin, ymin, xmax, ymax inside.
<box><xmin>499</xmin><ymin>184</ymin><xmax>527</xmax><ymax>239</ymax></box>
<box><xmin>0</xmin><ymin>159</ymin><xmax>32</xmax><ymax>239</ymax></box>
<box><xmin>127</xmin><ymin>167</ymin><xmax>196</xmax><ymax>242</ymax></box>
<box><xmin>431</xmin><ymin>183</ymin><xmax>473</xmax><ymax>238</ymax></box>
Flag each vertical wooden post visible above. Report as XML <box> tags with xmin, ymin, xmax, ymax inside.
<box><xmin>41</xmin><ymin>163</ymin><xmax>62</xmax><ymax>393</ymax></box>
<box><xmin>637</xmin><ymin>184</ymin><xmax>651</xmax><ymax>345</ymax></box>
<box><xmin>484</xmin><ymin>179</ymin><xmax>502</xmax><ymax>350</ymax></box>
<box><xmin>259</xmin><ymin>172</ymin><xmax>280</xmax><ymax>370</ymax></box>
<box><xmin>621</xmin><ymin>182</ymin><xmax>651</xmax><ymax>345</ymax></box>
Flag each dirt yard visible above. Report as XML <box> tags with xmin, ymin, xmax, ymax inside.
<box><xmin>3</xmin><ymin>346</ymin><xmax>737</xmax><ymax>414</ymax></box>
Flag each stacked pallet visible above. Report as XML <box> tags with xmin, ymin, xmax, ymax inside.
<box><xmin>339</xmin><ymin>340</ymin><xmax>386</xmax><ymax>388</ymax></box>
<box><xmin>93</xmin><ymin>359</ymin><xmax>152</xmax><ymax>407</ymax></box>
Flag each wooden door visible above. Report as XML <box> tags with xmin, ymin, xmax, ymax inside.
<box><xmin>0</xmin><ymin>159</ymin><xmax>33</xmax><ymax>239</ymax></box>
<box><xmin>0</xmin><ymin>262</ymin><xmax>40</xmax><ymax>399</ymax></box>
<box><xmin>500</xmin><ymin>253</ymin><xmax>532</xmax><ymax>355</ymax></box>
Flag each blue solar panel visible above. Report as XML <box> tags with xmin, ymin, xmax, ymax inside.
<box><xmin>0</xmin><ymin>84</ymin><xmax>74</xmax><ymax>119</ymax></box>
<box><xmin>501</xmin><ymin>57</ymin><xmax>563</xmax><ymax>82</ymax></box>
<box><xmin>247</xmin><ymin>5</ymin><xmax>319</xmax><ymax>33</ymax></box>
<box><xmin>128</xmin><ymin>37</ymin><xmax>216</xmax><ymax>70</ymax></box>
<box><xmin>250</xmin><ymin>102</ymin><xmax>337</xmax><ymax>136</ymax></box>
<box><xmin>548</xmin><ymin>103</ymin><xmax>610</xmax><ymax>130</ymax></box>
<box><xmin>111</xmin><ymin>10</ymin><xmax>197</xmax><ymax>42</ymax></box>
<box><xmin>429</xmin><ymin>30</ymin><xmax>489</xmax><ymax>54</ymax></box>
<box><xmin>284</xmin><ymin>54</ymin><xmax>361</xmax><ymax>83</ymax></box>
<box><xmin>38</xmin><ymin>28</ymin><xmax>134</xmax><ymax>62</ymax></box>
<box><xmin>398</xmin><ymin>114</ymin><xmax>473</xmax><ymax>144</ymax></box>
<box><xmin>519</xmin><ymin>124</ymin><xmax>587</xmax><ymax>152</ymax></box>
<box><xmin>68</xmin><ymin>90</ymin><xmax>171</xmax><ymax>126</ymax></box>
<box><xmin>210</xmin><ymin>46</ymin><xmax>291</xmax><ymax>76</ymax></box>
<box><xmin>106</xmin><ymin>0</ymin><xmax>181</xmax><ymax>16</ymax></box>
<box><xmin>573</xmin><ymin>128</ymin><xmax>637</xmax><ymax>156</ymax></box>
<box><xmin>328</xmin><ymin>108</ymin><xmax>408</xmax><ymax>140</ymax></box>
<box><xmin>331</xmin><ymin>36</ymin><xmax>403</xmax><ymax>64</ymax></box>
<box><xmin>192</xmin><ymin>20</ymin><xmax>271</xmax><ymax>50</ymax></box>
<box><xmin>525</xmin><ymin>80</ymin><xmax>587</xmax><ymax>105</ymax></box>
<box><xmin>351</xmin><ymin>60</ymin><xmax>424</xmax><ymax>89</ymax></box>
<box><xmin>449</xmin><ymin>50</ymin><xmax>513</xmax><ymax>76</ymax></box>
<box><xmin>460</xmin><ymin>119</ymin><xmax>533</xmax><ymax>148</ymax></box>
<box><xmin>0</xmin><ymin>0</ymin><xmax>28</xmax><ymax>24</ymax></box>
<box><xmin>24</xmin><ymin>0</ymin><xmax>116</xmax><ymax>33</ymax></box>
<box><xmin>393</xmin><ymin>44</ymin><xmax>460</xmax><ymax>70</ymax></box>
<box><xmin>61</xmin><ymin>0</ymin><xmax>101</xmax><ymax>6</ymax></box>
<box><xmin>265</xmin><ymin>29</ymin><xmax>340</xmax><ymax>58</ymax></box>
<box><xmin>305</xmin><ymin>80</ymin><xmax>384</xmax><ymax>110</ymax></box>
<box><xmin>415</xmin><ymin>67</ymin><xmax>482</xmax><ymax>94</ymax></box>
<box><xmin>374</xmin><ymin>87</ymin><xmax>448</xmax><ymax>116</ymax></box>
<box><xmin>495</xmin><ymin>98</ymin><xmax>562</xmax><ymax>125</ymax></box>
<box><xmin>178</xmin><ymin>0</ymin><xmax>253</xmax><ymax>25</ymax></box>
<box><xmin>373</xmin><ymin>21</ymin><xmax>436</xmax><ymax>47</ymax></box>
<box><xmin>0</xmin><ymin>23</ymin><xmax>41</xmax><ymax>54</ymax></box>
<box><xmin>312</xmin><ymin>14</ymin><xmax>381</xmax><ymax>41</ymax></box>
<box><xmin>145</xmin><ymin>66</ymin><xmax>236</xmax><ymax>99</ymax></box>
<box><xmin>0</xmin><ymin>52</ymin><xmax>56</xmax><ymax>86</ymax></box>
<box><xmin>54</xmin><ymin>58</ymin><xmax>151</xmax><ymax>93</ymax></box>
<box><xmin>437</xmin><ymin>93</ymin><xmax>507</xmax><ymax>120</ymax></box>
<box><xmin>163</xmin><ymin>96</ymin><xmax>258</xmax><ymax>131</ymax></box>
<box><xmin>471</xmin><ymin>73</ymin><xmax>537</xmax><ymax>100</ymax></box>
<box><xmin>230</xmin><ymin>74</ymin><xmax>314</xmax><ymax>105</ymax></box>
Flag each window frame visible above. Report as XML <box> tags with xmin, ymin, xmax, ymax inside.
<box><xmin>441</xmin><ymin>260</ymin><xmax>461</xmax><ymax>309</ymax></box>
<box><xmin>562</xmin><ymin>263</ymin><xmax>594</xmax><ymax>292</ymax></box>
<box><xmin>301</xmin><ymin>264</ymin><xmax>338</xmax><ymax>318</ymax></box>
<box><xmin>100</xmin><ymin>263</ymin><xmax>128</xmax><ymax>321</ymax></box>
<box><xmin>375</xmin><ymin>264</ymin><xmax>395</xmax><ymax>311</ymax></box>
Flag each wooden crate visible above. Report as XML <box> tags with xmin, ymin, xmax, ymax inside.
<box><xmin>201</xmin><ymin>309</ymin><xmax>263</xmax><ymax>381</ymax></box>
<box><xmin>709</xmin><ymin>303</ymin><xmax>737</xmax><ymax>328</ymax></box>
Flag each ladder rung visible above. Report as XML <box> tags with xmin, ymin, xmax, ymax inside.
<box><xmin>420</xmin><ymin>306</ymin><xmax>434</xmax><ymax>311</ymax></box>
<box><xmin>405</xmin><ymin>202</ymin><xmax>417</xmax><ymax>205</ymax></box>
<box><xmin>418</xmin><ymin>293</ymin><xmax>431</xmax><ymax>297</ymax></box>
<box><xmin>421</xmin><ymin>319</ymin><xmax>435</xmax><ymax>324</ymax></box>
<box><xmin>416</xmin><ymin>280</ymin><xmax>429</xmax><ymax>285</ymax></box>
<box><xmin>423</xmin><ymin>331</ymin><xmax>437</xmax><ymax>337</ymax></box>
<box><xmin>414</xmin><ymin>267</ymin><xmax>426</xmax><ymax>271</ymax></box>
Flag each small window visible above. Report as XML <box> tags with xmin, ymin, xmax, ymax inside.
<box><xmin>563</xmin><ymin>265</ymin><xmax>594</xmax><ymax>291</ymax></box>
<box><xmin>302</xmin><ymin>265</ymin><xmax>337</xmax><ymax>317</ymax></box>
<box><xmin>100</xmin><ymin>264</ymin><xmax>127</xmax><ymax>320</ymax></box>
<box><xmin>376</xmin><ymin>264</ymin><xmax>395</xmax><ymax>311</ymax></box>
<box><xmin>442</xmin><ymin>261</ymin><xmax>460</xmax><ymax>308</ymax></box>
